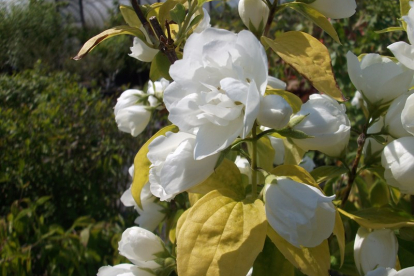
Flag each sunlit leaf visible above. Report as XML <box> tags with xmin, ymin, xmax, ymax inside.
<box><xmin>120</xmin><ymin>5</ymin><xmax>142</xmax><ymax>28</ymax></box>
<box><xmin>261</xmin><ymin>32</ymin><xmax>345</xmax><ymax>101</ymax></box>
<box><xmin>131</xmin><ymin>125</ymin><xmax>179</xmax><ymax>208</ymax></box>
<box><xmin>283</xmin><ymin>138</ymin><xmax>306</xmax><ymax>165</ymax></box>
<box><xmin>285</xmin><ymin>2</ymin><xmax>341</xmax><ymax>43</ymax></box>
<box><xmin>176</xmin><ymin>191</ymin><xmax>267</xmax><ymax>276</ymax></box>
<box><xmin>72</xmin><ymin>26</ymin><xmax>144</xmax><ymax>60</ymax></box>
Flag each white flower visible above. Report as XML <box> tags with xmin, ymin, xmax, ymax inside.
<box><xmin>364</xmin><ymin>117</ymin><xmax>392</xmax><ymax>155</ymax></box>
<box><xmin>347</xmin><ymin>52</ymin><xmax>413</xmax><ymax>106</ymax></box>
<box><xmin>299</xmin><ymin>156</ymin><xmax>316</xmax><ymax>172</ymax></box>
<box><xmin>193</xmin><ymin>8</ymin><xmax>211</xmax><ymax>33</ymax></box>
<box><xmin>97</xmin><ymin>264</ymin><xmax>154</xmax><ymax>276</ymax></box>
<box><xmin>147</xmin><ymin>131</ymin><xmax>219</xmax><ymax>201</ymax></box>
<box><xmin>365</xmin><ymin>267</ymin><xmax>414</xmax><ymax>276</ymax></box>
<box><xmin>264</xmin><ymin>178</ymin><xmax>336</xmax><ymax>248</ymax></box>
<box><xmin>118</xmin><ymin>227</ymin><xmax>167</xmax><ymax>269</ymax></box>
<box><xmin>121</xmin><ymin>184</ymin><xmax>165</xmax><ymax>231</ymax></box>
<box><xmin>385</xmin><ymin>92</ymin><xmax>413</xmax><ymax>138</ymax></box>
<box><xmin>388</xmin><ymin>2</ymin><xmax>414</xmax><ymax>70</ymax></box>
<box><xmin>238</xmin><ymin>0</ymin><xmax>269</xmax><ymax>33</ymax></box>
<box><xmin>129</xmin><ymin>28</ymin><xmax>159</xmax><ymax>62</ymax></box>
<box><xmin>147</xmin><ymin>78</ymin><xmax>170</xmax><ymax>107</ymax></box>
<box><xmin>401</xmin><ymin>93</ymin><xmax>414</xmax><ymax>135</ymax></box>
<box><xmin>291</xmin><ymin>94</ymin><xmax>351</xmax><ymax>157</ymax></box>
<box><xmin>308</xmin><ymin>0</ymin><xmax>356</xmax><ymax>19</ymax></box>
<box><xmin>114</xmin><ymin>89</ymin><xmax>151</xmax><ymax>137</ymax></box>
<box><xmin>267</xmin><ymin>76</ymin><xmax>286</xmax><ymax>90</ymax></box>
<box><xmin>257</xmin><ymin>94</ymin><xmax>293</xmax><ymax>129</ymax></box>
<box><xmin>164</xmin><ymin>28</ymin><xmax>268</xmax><ymax>159</ymax></box>
<box><xmin>381</xmin><ymin>137</ymin><xmax>414</xmax><ymax>194</ymax></box>
<box><xmin>354</xmin><ymin>227</ymin><xmax>398</xmax><ymax>276</ymax></box>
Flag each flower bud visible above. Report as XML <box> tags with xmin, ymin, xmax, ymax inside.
<box><xmin>347</xmin><ymin>52</ymin><xmax>413</xmax><ymax>107</ymax></box>
<box><xmin>238</xmin><ymin>0</ymin><xmax>269</xmax><ymax>34</ymax></box>
<box><xmin>308</xmin><ymin>0</ymin><xmax>356</xmax><ymax>19</ymax></box>
<box><xmin>264</xmin><ymin>178</ymin><xmax>336</xmax><ymax>248</ymax></box>
<box><xmin>385</xmin><ymin>92</ymin><xmax>413</xmax><ymax>138</ymax></box>
<box><xmin>381</xmin><ymin>137</ymin><xmax>414</xmax><ymax>194</ymax></box>
<box><xmin>291</xmin><ymin>94</ymin><xmax>351</xmax><ymax>157</ymax></box>
<box><xmin>401</xmin><ymin>93</ymin><xmax>414</xmax><ymax>135</ymax></box>
<box><xmin>354</xmin><ymin>227</ymin><xmax>398</xmax><ymax>276</ymax></box>
<box><xmin>114</xmin><ymin>89</ymin><xmax>151</xmax><ymax>137</ymax></box>
<box><xmin>257</xmin><ymin>94</ymin><xmax>293</xmax><ymax>130</ymax></box>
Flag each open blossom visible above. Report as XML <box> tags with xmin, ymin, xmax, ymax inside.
<box><xmin>381</xmin><ymin>137</ymin><xmax>414</xmax><ymax>194</ymax></box>
<box><xmin>264</xmin><ymin>178</ymin><xmax>336</xmax><ymax>248</ymax></box>
<box><xmin>308</xmin><ymin>0</ymin><xmax>356</xmax><ymax>19</ymax></box>
<box><xmin>388</xmin><ymin>2</ymin><xmax>414</xmax><ymax>70</ymax></box>
<box><xmin>347</xmin><ymin>52</ymin><xmax>413</xmax><ymax>106</ymax></box>
<box><xmin>147</xmin><ymin>131</ymin><xmax>219</xmax><ymax>201</ymax></box>
<box><xmin>164</xmin><ymin>28</ymin><xmax>268</xmax><ymax>160</ymax></box>
<box><xmin>114</xmin><ymin>89</ymin><xmax>151</xmax><ymax>137</ymax></box>
<box><xmin>291</xmin><ymin>94</ymin><xmax>351</xmax><ymax>157</ymax></box>
<box><xmin>354</xmin><ymin>227</ymin><xmax>398</xmax><ymax>276</ymax></box>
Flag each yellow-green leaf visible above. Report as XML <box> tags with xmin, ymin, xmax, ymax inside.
<box><xmin>271</xmin><ymin>164</ymin><xmax>318</xmax><ymax>187</ymax></box>
<box><xmin>169</xmin><ymin>209</ymin><xmax>184</xmax><ymax>243</ymax></box>
<box><xmin>338</xmin><ymin>206</ymin><xmax>414</xmax><ymax>229</ymax></box>
<box><xmin>310</xmin><ymin>165</ymin><xmax>348</xmax><ymax>184</ymax></box>
<box><xmin>333</xmin><ymin>211</ymin><xmax>345</xmax><ymax>267</ymax></box>
<box><xmin>286</xmin><ymin>2</ymin><xmax>341</xmax><ymax>44</ymax></box>
<box><xmin>261</xmin><ymin>32</ymin><xmax>345</xmax><ymax>101</ymax></box>
<box><xmin>375</xmin><ymin>26</ymin><xmax>404</xmax><ymax>34</ymax></box>
<box><xmin>283</xmin><ymin>138</ymin><xmax>306</xmax><ymax>165</ymax></box>
<box><xmin>158</xmin><ymin>0</ymin><xmax>180</xmax><ymax>31</ymax></box>
<box><xmin>369</xmin><ymin>181</ymin><xmax>390</xmax><ymax>207</ymax></box>
<box><xmin>247</xmin><ymin>136</ymin><xmax>275</xmax><ymax>173</ymax></box>
<box><xmin>265</xmin><ymin>89</ymin><xmax>302</xmax><ymax>113</ymax></box>
<box><xmin>401</xmin><ymin>0</ymin><xmax>411</xmax><ymax>30</ymax></box>
<box><xmin>120</xmin><ymin>5</ymin><xmax>142</xmax><ymax>28</ymax></box>
<box><xmin>131</xmin><ymin>125</ymin><xmax>179</xmax><ymax>208</ymax></box>
<box><xmin>176</xmin><ymin>191</ymin><xmax>267</xmax><ymax>276</ymax></box>
<box><xmin>267</xmin><ymin>226</ymin><xmax>330</xmax><ymax>276</ymax></box>
<box><xmin>72</xmin><ymin>26</ymin><xmax>144</xmax><ymax>60</ymax></box>
<box><xmin>187</xmin><ymin>159</ymin><xmax>245</xmax><ymax>200</ymax></box>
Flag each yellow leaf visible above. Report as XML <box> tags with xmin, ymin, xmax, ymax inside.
<box><xmin>265</xmin><ymin>88</ymin><xmax>302</xmax><ymax>114</ymax></box>
<box><xmin>72</xmin><ymin>26</ymin><xmax>144</xmax><ymax>60</ymax></box>
<box><xmin>267</xmin><ymin>226</ymin><xmax>330</xmax><ymax>276</ymax></box>
<box><xmin>283</xmin><ymin>138</ymin><xmax>306</xmax><ymax>165</ymax></box>
<box><xmin>188</xmin><ymin>159</ymin><xmax>245</xmax><ymax>200</ymax></box>
<box><xmin>131</xmin><ymin>125</ymin><xmax>179</xmax><ymax>208</ymax></box>
<box><xmin>333</xmin><ymin>211</ymin><xmax>345</xmax><ymax>267</ymax></box>
<box><xmin>176</xmin><ymin>191</ymin><xmax>267</xmax><ymax>276</ymax></box>
<box><xmin>271</xmin><ymin>164</ymin><xmax>318</xmax><ymax>187</ymax></box>
<box><xmin>338</xmin><ymin>206</ymin><xmax>414</xmax><ymax>229</ymax></box>
<box><xmin>261</xmin><ymin>32</ymin><xmax>345</xmax><ymax>101</ymax></box>
<box><xmin>286</xmin><ymin>2</ymin><xmax>341</xmax><ymax>44</ymax></box>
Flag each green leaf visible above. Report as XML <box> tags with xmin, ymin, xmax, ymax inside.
<box><xmin>276</xmin><ymin>127</ymin><xmax>313</xmax><ymax>139</ymax></box>
<box><xmin>375</xmin><ymin>26</ymin><xmax>405</xmax><ymax>34</ymax></box>
<box><xmin>252</xmin><ymin>237</ymin><xmax>295</xmax><ymax>276</ymax></box>
<box><xmin>397</xmin><ymin>238</ymin><xmax>414</xmax><ymax>268</ymax></box>
<box><xmin>247</xmin><ymin>135</ymin><xmax>275</xmax><ymax>173</ymax></box>
<box><xmin>188</xmin><ymin>159</ymin><xmax>245</xmax><ymax>200</ymax></box>
<box><xmin>176</xmin><ymin>190</ymin><xmax>267</xmax><ymax>276</ymax></box>
<box><xmin>267</xmin><ymin>226</ymin><xmax>330</xmax><ymax>276</ymax></box>
<box><xmin>72</xmin><ymin>26</ymin><xmax>144</xmax><ymax>60</ymax></box>
<box><xmin>338</xmin><ymin>206</ymin><xmax>414</xmax><ymax>229</ymax></box>
<box><xmin>261</xmin><ymin>32</ymin><xmax>345</xmax><ymax>101</ymax></box>
<box><xmin>120</xmin><ymin>5</ymin><xmax>142</xmax><ymax>28</ymax></box>
<box><xmin>333</xmin><ymin>211</ymin><xmax>346</xmax><ymax>267</ymax></box>
<box><xmin>150</xmin><ymin>52</ymin><xmax>172</xmax><ymax>81</ymax></box>
<box><xmin>159</xmin><ymin>0</ymin><xmax>180</xmax><ymax>30</ymax></box>
<box><xmin>265</xmin><ymin>89</ymin><xmax>302</xmax><ymax>113</ymax></box>
<box><xmin>131</xmin><ymin>125</ymin><xmax>179</xmax><ymax>208</ymax></box>
<box><xmin>170</xmin><ymin>3</ymin><xmax>186</xmax><ymax>25</ymax></box>
<box><xmin>285</xmin><ymin>2</ymin><xmax>341</xmax><ymax>44</ymax></box>
<box><xmin>310</xmin><ymin>166</ymin><xmax>348</xmax><ymax>184</ymax></box>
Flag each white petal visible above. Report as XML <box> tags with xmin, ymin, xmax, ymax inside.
<box><xmin>388</xmin><ymin>41</ymin><xmax>414</xmax><ymax>70</ymax></box>
<box><xmin>308</xmin><ymin>0</ymin><xmax>356</xmax><ymax>19</ymax></box>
